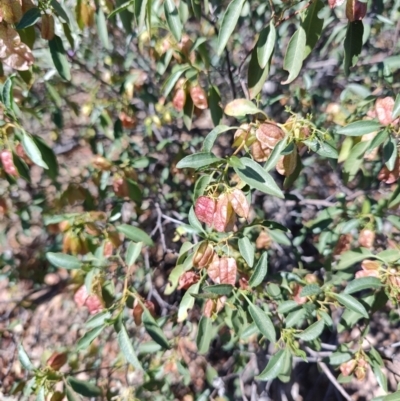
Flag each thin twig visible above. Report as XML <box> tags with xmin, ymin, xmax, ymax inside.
<box><xmin>317</xmin><ymin>361</ymin><xmax>353</xmax><ymax>401</ymax></box>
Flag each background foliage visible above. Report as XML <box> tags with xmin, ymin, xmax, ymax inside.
<box><xmin>1</xmin><ymin>0</ymin><xmax>400</xmax><ymax>400</ymax></box>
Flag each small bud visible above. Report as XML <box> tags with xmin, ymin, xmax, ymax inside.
<box><xmin>256</xmin><ymin>231</ymin><xmax>271</xmax><ymax>249</ymax></box>
<box><xmin>292</xmin><ymin>283</ymin><xmax>307</xmax><ymax>305</ymax></box>
<box><xmin>340</xmin><ymin>359</ymin><xmax>356</xmax><ymax>376</ymax></box>
<box><xmin>113</xmin><ymin>176</ymin><xmax>129</xmax><ymax>198</ymax></box>
<box><xmin>47</xmin><ymin>352</ymin><xmax>68</xmax><ymax>371</ymax></box>
<box><xmin>119</xmin><ymin>111</ymin><xmax>136</xmax><ymax>129</ymax></box>
<box><xmin>133</xmin><ymin>299</ymin><xmax>156</xmax><ymax>325</ymax></box>
<box><xmin>92</xmin><ymin>156</ymin><xmax>112</xmax><ymax>171</ymax></box>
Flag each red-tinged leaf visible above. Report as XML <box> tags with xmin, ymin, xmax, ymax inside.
<box><xmin>178</xmin><ymin>271</ymin><xmax>200</xmax><ymax>290</ymax></box>
<box><xmin>375</xmin><ymin>97</ymin><xmax>395</xmax><ymax>126</ymax></box>
<box><xmin>228</xmin><ymin>188</ymin><xmax>249</xmax><ymax>219</ymax></box>
<box><xmin>213</xmin><ymin>193</ymin><xmax>235</xmax><ymax>232</ymax></box>
<box><xmin>194</xmin><ymin>196</ymin><xmax>216</xmax><ymax>226</ymax></box>
<box><xmin>329</xmin><ymin>0</ymin><xmax>345</xmax><ymax>8</ymax></box>
<box><xmin>346</xmin><ymin>0</ymin><xmax>367</xmax><ymax>22</ymax></box>
<box><xmin>208</xmin><ymin>255</ymin><xmax>237</xmax><ymax>285</ymax></box>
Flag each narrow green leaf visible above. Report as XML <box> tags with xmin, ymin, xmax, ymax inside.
<box><xmin>117</xmin><ymin>224</ymin><xmax>153</xmax><ymax>246</ymax></box>
<box><xmin>31</xmin><ymin>136</ymin><xmax>58</xmax><ymax>180</ymax></box>
<box><xmin>249</xmin><ymin>252</ymin><xmax>268</xmax><ymax>288</ymax></box>
<box><xmin>372</xmin><ymin>361</ymin><xmax>388</xmax><ymax>392</ymax></box>
<box><xmin>208</xmin><ymin>85</ymin><xmax>223</xmax><ymax>126</ymax></box>
<box><xmin>256</xmin><ymin>349</ymin><xmax>287</xmax><ymax>380</ymax></box>
<box><xmin>49</xmin><ymin>36</ymin><xmax>71</xmax><ymax>81</ymax></box>
<box><xmin>302</xmin><ymin>138</ymin><xmax>339</xmax><ymax>159</ymax></box>
<box><xmin>96</xmin><ymin>8</ymin><xmax>110</xmax><ymax>50</ymax></box>
<box><xmin>176</xmin><ymin>152</ymin><xmax>223</xmax><ymax>169</ymax></box>
<box><xmin>234</xmin><ymin>157</ymin><xmax>284</xmax><ymax>198</ymax></box>
<box><xmin>281</xmin><ymin>27</ymin><xmax>306</xmax><ymax>85</ymax></box>
<box><xmin>204</xmin><ymin>284</ymin><xmax>233</xmax><ymax>296</ymax></box>
<box><xmin>142</xmin><ymin>310</ymin><xmax>170</xmax><ymax>349</ymax></box>
<box><xmin>77</xmin><ymin>325</ymin><xmax>105</xmax><ymax>350</ymax></box>
<box><xmin>295</xmin><ymin>319</ymin><xmax>325</xmax><ymax>341</ymax></box>
<box><xmin>257</xmin><ymin>21</ymin><xmax>276</xmax><ymax>68</ymax></box>
<box><xmin>384</xmin><ymin>136</ymin><xmax>397</xmax><ymax>171</ymax></box>
<box><xmin>344</xmin><ymin>277</ymin><xmax>382</xmax><ymax>294</ymax></box>
<box><xmin>264</xmin><ymin>138</ymin><xmax>288</xmax><ymax>171</ymax></box>
<box><xmin>333</xmin><ymin>293</ymin><xmax>369</xmax><ymax>319</ymax></box>
<box><xmin>16</xmin><ymin>7</ymin><xmax>41</xmax><ymax>29</ymax></box>
<box><xmin>327</xmin><ymin>351</ymin><xmax>352</xmax><ymax>365</ymax></box>
<box><xmin>224</xmin><ymin>99</ymin><xmax>264</xmax><ymax>117</ymax></box>
<box><xmin>368</xmin><ymin>129</ymin><xmax>389</xmax><ymax>152</ymax></box>
<box><xmin>85</xmin><ymin>311</ymin><xmax>111</xmax><ymax>329</ymax></box>
<box><xmin>392</xmin><ymin>94</ymin><xmax>400</xmax><ymax>120</ymax></box>
<box><xmin>67</xmin><ymin>377</ymin><xmax>101</xmax><ymax>397</ymax></box>
<box><xmin>183</xmin><ymin>93</ymin><xmax>194</xmax><ymax>130</ymax></box>
<box><xmin>36</xmin><ymin>386</ymin><xmax>45</xmax><ymax>401</ymax></box>
<box><xmin>163</xmin><ymin>65</ymin><xmax>190</xmax><ymax>98</ymax></box>
<box><xmin>383</xmin><ymin>392</ymin><xmax>400</xmax><ymax>401</ymax></box>
<box><xmin>51</xmin><ymin>0</ymin><xmax>70</xmax><ymax>24</ymax></box>
<box><xmin>238</xmin><ymin>237</ymin><xmax>255</xmax><ymax>267</ymax></box>
<box><xmin>343</xmin><ymin>21</ymin><xmax>364</xmax><ymax>76</ymax></box>
<box><xmin>248</xmin><ymin>302</ymin><xmax>276</xmax><ymax>343</ymax></box>
<box><xmin>126</xmin><ymin>242</ymin><xmax>143</xmax><ymax>267</ymax></box>
<box><xmin>164</xmin><ymin>0</ymin><xmax>182</xmax><ymax>42</ymax></box>
<box><xmin>334</xmin><ymin>248</ymin><xmax>373</xmax><ymax>270</ymax></box>
<box><xmin>302</xmin><ymin>0</ymin><xmax>324</xmax><ymax>59</ymax></box>
<box><xmin>117</xmin><ymin>324</ymin><xmax>143</xmax><ymax>371</ymax></box>
<box><xmin>217</xmin><ymin>0</ymin><xmax>246</xmax><ymax>55</ymax></box>
<box><xmin>299</xmin><ymin>284</ymin><xmax>321</xmax><ymax>297</ymax></box>
<box><xmin>248</xmin><ymin>43</ymin><xmax>271</xmax><ymax>99</ymax></box>
<box><xmin>196</xmin><ymin>316</ymin><xmax>213</xmax><ymax>354</ymax></box>
<box><xmin>343</xmin><ymin>140</ymin><xmax>371</xmax><ymax>180</ymax></box>
<box><xmin>2</xmin><ymin>76</ymin><xmax>14</xmax><ymax>111</ymax></box>
<box><xmin>277</xmin><ymin>300</ymin><xmax>299</xmax><ymax>314</ymax></box>
<box><xmin>202</xmin><ymin>125</ymin><xmax>233</xmax><ymax>152</ymax></box>
<box><xmin>376</xmin><ymin>249</ymin><xmax>400</xmax><ymax>263</ymax></box>
<box><xmin>178</xmin><ymin>281</ymin><xmax>200</xmax><ymax>322</ymax></box>
<box><xmin>18</xmin><ymin>344</ymin><xmax>34</xmax><ymax>371</ymax></box>
<box><xmin>46</xmin><ymin>252</ymin><xmax>81</xmax><ymax>270</ymax></box>
<box><xmin>21</xmin><ymin>131</ymin><xmax>48</xmax><ymax>169</ymax></box>
<box><xmin>285</xmin><ymin>308</ymin><xmax>307</xmax><ymax>328</ymax></box>
<box><xmin>336</xmin><ymin>120</ymin><xmax>382</xmax><ymax>136</ymax></box>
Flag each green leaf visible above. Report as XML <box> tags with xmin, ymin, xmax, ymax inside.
<box><xmin>208</xmin><ymin>85</ymin><xmax>223</xmax><ymax>126</ymax></box>
<box><xmin>248</xmin><ymin>302</ymin><xmax>276</xmax><ymax>343</ymax></box>
<box><xmin>51</xmin><ymin>0</ymin><xmax>70</xmax><ymax>24</ymax></box>
<box><xmin>248</xmin><ymin>43</ymin><xmax>271</xmax><ymax>99</ymax></box>
<box><xmin>202</xmin><ymin>125</ymin><xmax>233</xmax><ymax>152</ymax></box>
<box><xmin>277</xmin><ymin>300</ymin><xmax>300</xmax><ymax>314</ymax></box>
<box><xmin>217</xmin><ymin>0</ymin><xmax>246</xmax><ymax>55</ymax></box>
<box><xmin>96</xmin><ymin>8</ymin><xmax>110</xmax><ymax>50</ymax></box>
<box><xmin>142</xmin><ymin>310</ymin><xmax>170</xmax><ymax>349</ymax></box>
<box><xmin>67</xmin><ymin>377</ymin><xmax>101</xmax><ymax>397</ymax></box>
<box><xmin>196</xmin><ymin>316</ymin><xmax>213</xmax><ymax>354</ymax></box>
<box><xmin>376</xmin><ymin>249</ymin><xmax>400</xmax><ymax>263</ymax></box>
<box><xmin>31</xmin><ymin>136</ymin><xmax>58</xmax><ymax>180</ymax></box>
<box><xmin>164</xmin><ymin>0</ymin><xmax>182</xmax><ymax>42</ymax></box>
<box><xmin>46</xmin><ymin>252</ymin><xmax>81</xmax><ymax>270</ymax></box>
<box><xmin>343</xmin><ymin>21</ymin><xmax>364</xmax><ymax>76</ymax></box>
<box><xmin>127</xmin><ymin>179</ymin><xmax>142</xmax><ymax>205</ymax></box>
<box><xmin>285</xmin><ymin>308</ymin><xmax>306</xmax><ymax>328</ymax></box>
<box><xmin>249</xmin><ymin>252</ymin><xmax>268</xmax><ymax>288</ymax></box>
<box><xmin>165</xmin><ymin>264</ymin><xmax>185</xmax><ymax>295</ymax></box>
<box><xmin>295</xmin><ymin>319</ymin><xmax>325</xmax><ymax>341</ymax></box>
<box><xmin>333</xmin><ymin>293</ymin><xmax>369</xmax><ymax>319</ymax></box>
<box><xmin>2</xmin><ymin>76</ymin><xmax>14</xmax><ymax>111</ymax></box>
<box><xmin>336</xmin><ymin>120</ymin><xmax>382</xmax><ymax>136</ymax></box>
<box><xmin>183</xmin><ymin>94</ymin><xmax>194</xmax><ymax>130</ymax></box>
<box><xmin>256</xmin><ymin>349</ymin><xmax>287</xmax><ymax>380</ymax></box>
<box><xmin>117</xmin><ymin>324</ymin><xmax>143</xmax><ymax>371</ymax></box>
<box><xmin>65</xmin><ymin>386</ymin><xmax>79</xmax><ymax>401</ymax></box>
<box><xmin>224</xmin><ymin>99</ymin><xmax>264</xmax><ymax>117</ymax></box>
<box><xmin>36</xmin><ymin>387</ymin><xmax>45</xmax><ymax>401</ymax></box>
<box><xmin>134</xmin><ymin>0</ymin><xmax>149</xmax><ymax>30</ymax></box>
<box><xmin>302</xmin><ymin>139</ymin><xmax>338</xmax><ymax>159</ymax></box>
<box><xmin>204</xmin><ymin>284</ymin><xmax>233</xmax><ymax>296</ymax></box>
<box><xmin>238</xmin><ymin>237</ymin><xmax>255</xmax><ymax>267</ymax></box>
<box><xmin>176</xmin><ymin>152</ymin><xmax>223</xmax><ymax>169</ymax></box>
<box><xmin>343</xmin><ymin>139</ymin><xmax>371</xmax><ymax>180</ymax></box>
<box><xmin>383</xmin><ymin>392</ymin><xmax>400</xmax><ymax>401</ymax></box>
<box><xmin>18</xmin><ymin>344</ymin><xmax>34</xmax><ymax>371</ymax></box>
<box><xmin>372</xmin><ymin>361</ymin><xmax>388</xmax><ymax>392</ymax></box>
<box><xmin>126</xmin><ymin>242</ymin><xmax>143</xmax><ymax>267</ymax></box>
<box><xmin>334</xmin><ymin>248</ymin><xmax>373</xmax><ymax>270</ymax></box>
<box><xmin>85</xmin><ymin>311</ymin><xmax>111</xmax><ymax>329</ymax></box>
<box><xmin>178</xmin><ymin>281</ymin><xmax>200</xmax><ymax>321</ymax></box>
<box><xmin>299</xmin><ymin>284</ymin><xmax>321</xmax><ymax>297</ymax></box>
<box><xmin>302</xmin><ymin>0</ymin><xmax>324</xmax><ymax>59</ymax></box>
<box><xmin>48</xmin><ymin>36</ymin><xmax>71</xmax><ymax>81</ymax></box>
<box><xmin>327</xmin><ymin>351</ymin><xmax>352</xmax><ymax>365</ymax></box>
<box><xmin>117</xmin><ymin>224</ymin><xmax>153</xmax><ymax>246</ymax></box>
<box><xmin>344</xmin><ymin>277</ymin><xmax>382</xmax><ymax>294</ymax></box>
<box><xmin>16</xmin><ymin>7</ymin><xmax>41</xmax><ymax>29</ymax></box>
<box><xmin>234</xmin><ymin>157</ymin><xmax>284</xmax><ymax>198</ymax></box>
<box><xmin>257</xmin><ymin>21</ymin><xmax>276</xmax><ymax>68</ymax></box>
<box><xmin>281</xmin><ymin>27</ymin><xmax>306</xmax><ymax>85</ymax></box>
<box><xmin>392</xmin><ymin>94</ymin><xmax>400</xmax><ymax>120</ymax></box>
<box><xmin>77</xmin><ymin>325</ymin><xmax>105</xmax><ymax>350</ymax></box>
<box><xmin>264</xmin><ymin>138</ymin><xmax>288</xmax><ymax>171</ymax></box>
<box><xmin>163</xmin><ymin>65</ymin><xmax>190</xmax><ymax>98</ymax></box>
<box><xmin>384</xmin><ymin>136</ymin><xmax>397</xmax><ymax>171</ymax></box>
<box><xmin>368</xmin><ymin>129</ymin><xmax>389</xmax><ymax>152</ymax></box>
<box><xmin>21</xmin><ymin>131</ymin><xmax>48</xmax><ymax>169</ymax></box>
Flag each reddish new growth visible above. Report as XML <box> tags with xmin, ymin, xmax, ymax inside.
<box><xmin>74</xmin><ymin>285</ymin><xmax>103</xmax><ymax>315</ymax></box>
<box><xmin>194</xmin><ymin>196</ymin><xmax>216</xmax><ymax>226</ymax></box>
<box><xmin>1</xmin><ymin>150</ymin><xmax>18</xmax><ymax>177</ymax></box>
<box><xmin>208</xmin><ymin>255</ymin><xmax>237</xmax><ymax>285</ymax></box>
